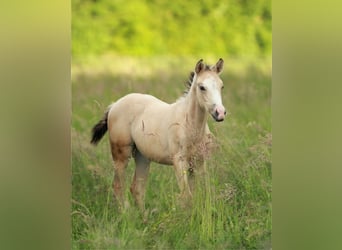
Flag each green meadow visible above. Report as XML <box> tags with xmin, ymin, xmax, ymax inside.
<box><xmin>72</xmin><ymin>56</ymin><xmax>271</xmax><ymax>249</ymax></box>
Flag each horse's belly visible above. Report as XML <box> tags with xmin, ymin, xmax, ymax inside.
<box><xmin>134</xmin><ymin>138</ymin><xmax>173</xmax><ymax>165</ymax></box>
<box><xmin>132</xmin><ymin>123</ymin><xmax>174</xmax><ymax>165</ymax></box>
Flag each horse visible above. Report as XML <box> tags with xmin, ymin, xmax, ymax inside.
<box><xmin>91</xmin><ymin>58</ymin><xmax>226</xmax><ymax>211</ymax></box>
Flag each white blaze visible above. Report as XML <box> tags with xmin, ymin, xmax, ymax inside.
<box><xmin>203</xmin><ymin>76</ymin><xmax>226</xmax><ymax>120</ymax></box>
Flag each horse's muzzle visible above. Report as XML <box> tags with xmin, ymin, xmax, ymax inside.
<box><xmin>212</xmin><ymin>105</ymin><xmax>226</xmax><ymax>122</ymax></box>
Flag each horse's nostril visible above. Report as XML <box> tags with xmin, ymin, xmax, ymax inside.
<box><xmin>224</xmin><ymin>111</ymin><xmax>227</xmax><ymax>115</ymax></box>
<box><xmin>215</xmin><ymin>110</ymin><xmax>219</xmax><ymax>116</ymax></box>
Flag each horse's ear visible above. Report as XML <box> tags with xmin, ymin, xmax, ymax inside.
<box><xmin>213</xmin><ymin>58</ymin><xmax>224</xmax><ymax>74</ymax></box>
<box><xmin>195</xmin><ymin>59</ymin><xmax>205</xmax><ymax>74</ymax></box>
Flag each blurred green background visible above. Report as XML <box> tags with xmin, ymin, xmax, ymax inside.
<box><xmin>72</xmin><ymin>0</ymin><xmax>271</xmax><ymax>59</ymax></box>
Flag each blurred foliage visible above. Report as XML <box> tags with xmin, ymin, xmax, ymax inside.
<box><xmin>72</xmin><ymin>0</ymin><xmax>271</xmax><ymax>58</ymax></box>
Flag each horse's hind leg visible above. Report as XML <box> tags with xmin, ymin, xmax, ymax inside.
<box><xmin>130</xmin><ymin>150</ymin><xmax>150</xmax><ymax>212</ymax></box>
<box><xmin>111</xmin><ymin>142</ymin><xmax>132</xmax><ymax>210</ymax></box>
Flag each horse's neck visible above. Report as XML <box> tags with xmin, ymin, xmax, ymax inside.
<box><xmin>184</xmin><ymin>90</ymin><xmax>208</xmax><ymax>136</ymax></box>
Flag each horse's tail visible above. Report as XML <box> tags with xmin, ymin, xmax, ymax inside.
<box><xmin>90</xmin><ymin>107</ymin><xmax>110</xmax><ymax>145</ymax></box>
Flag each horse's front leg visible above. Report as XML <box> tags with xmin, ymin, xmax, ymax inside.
<box><xmin>188</xmin><ymin>155</ymin><xmax>205</xmax><ymax>194</ymax></box>
<box><xmin>173</xmin><ymin>153</ymin><xmax>192</xmax><ymax>204</ymax></box>
<box><xmin>188</xmin><ymin>133</ymin><xmax>215</xmax><ymax>193</ymax></box>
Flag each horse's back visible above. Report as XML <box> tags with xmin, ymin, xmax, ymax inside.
<box><xmin>107</xmin><ymin>93</ymin><xmax>169</xmax><ymax>143</ymax></box>
<box><xmin>109</xmin><ymin>93</ymin><xmax>168</xmax><ymax>118</ymax></box>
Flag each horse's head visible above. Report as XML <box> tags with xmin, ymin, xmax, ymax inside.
<box><xmin>194</xmin><ymin>58</ymin><xmax>226</xmax><ymax>122</ymax></box>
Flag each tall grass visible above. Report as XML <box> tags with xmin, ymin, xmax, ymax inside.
<box><xmin>72</xmin><ymin>56</ymin><xmax>271</xmax><ymax>249</ymax></box>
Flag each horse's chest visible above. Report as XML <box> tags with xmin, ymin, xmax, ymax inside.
<box><xmin>184</xmin><ymin>136</ymin><xmax>204</xmax><ymax>156</ymax></box>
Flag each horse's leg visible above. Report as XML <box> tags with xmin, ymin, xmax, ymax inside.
<box><xmin>130</xmin><ymin>150</ymin><xmax>150</xmax><ymax>212</ymax></box>
<box><xmin>189</xmin><ymin>133</ymin><xmax>213</xmax><ymax>193</ymax></box>
<box><xmin>188</xmin><ymin>155</ymin><xmax>206</xmax><ymax>194</ymax></box>
<box><xmin>111</xmin><ymin>142</ymin><xmax>132</xmax><ymax>210</ymax></box>
<box><xmin>173</xmin><ymin>154</ymin><xmax>192</xmax><ymax>204</ymax></box>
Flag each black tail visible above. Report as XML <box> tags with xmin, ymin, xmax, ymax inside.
<box><xmin>91</xmin><ymin>109</ymin><xmax>109</xmax><ymax>145</ymax></box>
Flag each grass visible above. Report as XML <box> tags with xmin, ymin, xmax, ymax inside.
<box><xmin>72</xmin><ymin>55</ymin><xmax>271</xmax><ymax>249</ymax></box>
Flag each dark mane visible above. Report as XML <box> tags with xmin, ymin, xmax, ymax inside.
<box><xmin>183</xmin><ymin>64</ymin><xmax>211</xmax><ymax>96</ymax></box>
<box><xmin>184</xmin><ymin>71</ymin><xmax>195</xmax><ymax>95</ymax></box>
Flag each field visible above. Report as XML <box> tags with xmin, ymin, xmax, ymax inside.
<box><xmin>72</xmin><ymin>56</ymin><xmax>271</xmax><ymax>249</ymax></box>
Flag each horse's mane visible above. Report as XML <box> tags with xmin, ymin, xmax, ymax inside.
<box><xmin>183</xmin><ymin>71</ymin><xmax>195</xmax><ymax>96</ymax></box>
<box><xmin>183</xmin><ymin>63</ymin><xmax>211</xmax><ymax>96</ymax></box>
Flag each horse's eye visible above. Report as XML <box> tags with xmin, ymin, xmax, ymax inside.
<box><xmin>221</xmin><ymin>85</ymin><xmax>224</xmax><ymax>90</ymax></box>
<box><xmin>199</xmin><ymin>86</ymin><xmax>206</xmax><ymax>91</ymax></box>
